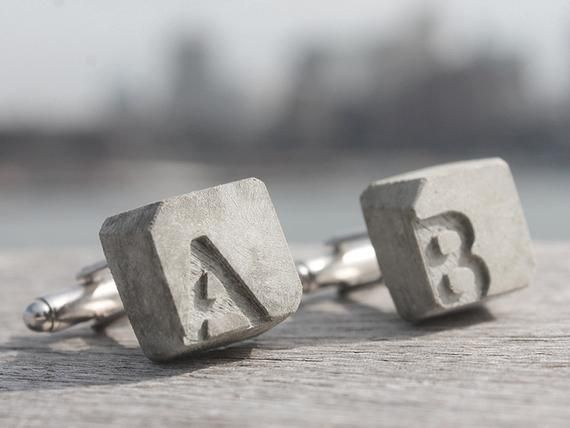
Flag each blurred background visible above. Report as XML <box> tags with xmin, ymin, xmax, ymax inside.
<box><xmin>0</xmin><ymin>0</ymin><xmax>569</xmax><ymax>248</ymax></box>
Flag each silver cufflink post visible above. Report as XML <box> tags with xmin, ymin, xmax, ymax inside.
<box><xmin>23</xmin><ymin>158</ymin><xmax>535</xmax><ymax>361</ymax></box>
<box><xmin>24</xmin><ymin>234</ymin><xmax>379</xmax><ymax>333</ymax></box>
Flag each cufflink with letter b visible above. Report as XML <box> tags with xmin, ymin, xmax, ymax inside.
<box><xmin>360</xmin><ymin>158</ymin><xmax>535</xmax><ymax>321</ymax></box>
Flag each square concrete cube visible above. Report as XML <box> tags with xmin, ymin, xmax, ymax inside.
<box><xmin>100</xmin><ymin>178</ymin><xmax>302</xmax><ymax>361</ymax></box>
<box><xmin>360</xmin><ymin>158</ymin><xmax>535</xmax><ymax>321</ymax></box>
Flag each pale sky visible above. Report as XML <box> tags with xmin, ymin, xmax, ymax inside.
<box><xmin>0</xmin><ymin>0</ymin><xmax>568</xmax><ymax>127</ymax></box>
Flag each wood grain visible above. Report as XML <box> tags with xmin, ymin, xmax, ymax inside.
<box><xmin>1</xmin><ymin>243</ymin><xmax>569</xmax><ymax>427</ymax></box>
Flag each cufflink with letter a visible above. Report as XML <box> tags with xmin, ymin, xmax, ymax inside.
<box><xmin>98</xmin><ymin>178</ymin><xmax>302</xmax><ymax>361</ymax></box>
<box><xmin>24</xmin><ymin>178</ymin><xmax>379</xmax><ymax>361</ymax></box>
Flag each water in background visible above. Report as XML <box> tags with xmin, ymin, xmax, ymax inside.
<box><xmin>0</xmin><ymin>154</ymin><xmax>567</xmax><ymax>250</ymax></box>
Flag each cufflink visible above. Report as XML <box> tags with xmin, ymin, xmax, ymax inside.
<box><xmin>98</xmin><ymin>178</ymin><xmax>303</xmax><ymax>361</ymax></box>
<box><xmin>23</xmin><ymin>178</ymin><xmax>381</xmax><ymax>361</ymax></box>
<box><xmin>360</xmin><ymin>157</ymin><xmax>535</xmax><ymax>321</ymax></box>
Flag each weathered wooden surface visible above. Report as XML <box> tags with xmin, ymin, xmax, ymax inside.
<box><xmin>1</xmin><ymin>243</ymin><xmax>569</xmax><ymax>427</ymax></box>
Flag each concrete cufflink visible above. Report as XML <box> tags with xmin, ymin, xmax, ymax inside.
<box><xmin>360</xmin><ymin>158</ymin><xmax>535</xmax><ymax>321</ymax></box>
<box><xmin>99</xmin><ymin>178</ymin><xmax>303</xmax><ymax>361</ymax></box>
<box><xmin>23</xmin><ymin>177</ymin><xmax>384</xmax><ymax>361</ymax></box>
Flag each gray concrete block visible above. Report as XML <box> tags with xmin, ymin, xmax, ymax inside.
<box><xmin>100</xmin><ymin>178</ymin><xmax>302</xmax><ymax>361</ymax></box>
<box><xmin>360</xmin><ymin>158</ymin><xmax>535</xmax><ymax>321</ymax></box>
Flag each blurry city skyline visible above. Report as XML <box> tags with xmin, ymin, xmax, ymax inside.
<box><xmin>0</xmin><ymin>0</ymin><xmax>569</xmax><ymax>128</ymax></box>
<box><xmin>0</xmin><ymin>3</ymin><xmax>568</xmax><ymax>165</ymax></box>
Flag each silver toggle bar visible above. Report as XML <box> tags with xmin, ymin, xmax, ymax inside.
<box><xmin>23</xmin><ymin>234</ymin><xmax>381</xmax><ymax>333</ymax></box>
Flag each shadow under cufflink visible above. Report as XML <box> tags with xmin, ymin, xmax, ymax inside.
<box><xmin>0</xmin><ymin>324</ymin><xmax>256</xmax><ymax>393</ymax></box>
<box><xmin>340</xmin><ymin>285</ymin><xmax>497</xmax><ymax>336</ymax></box>
<box><xmin>2</xmin><ymin>281</ymin><xmax>496</xmax><ymax>393</ymax></box>
<box><xmin>253</xmin><ymin>284</ymin><xmax>496</xmax><ymax>352</ymax></box>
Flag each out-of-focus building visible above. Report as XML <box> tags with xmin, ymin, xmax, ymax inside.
<box><xmin>1</xmin><ymin>12</ymin><xmax>569</xmax><ymax>165</ymax></box>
